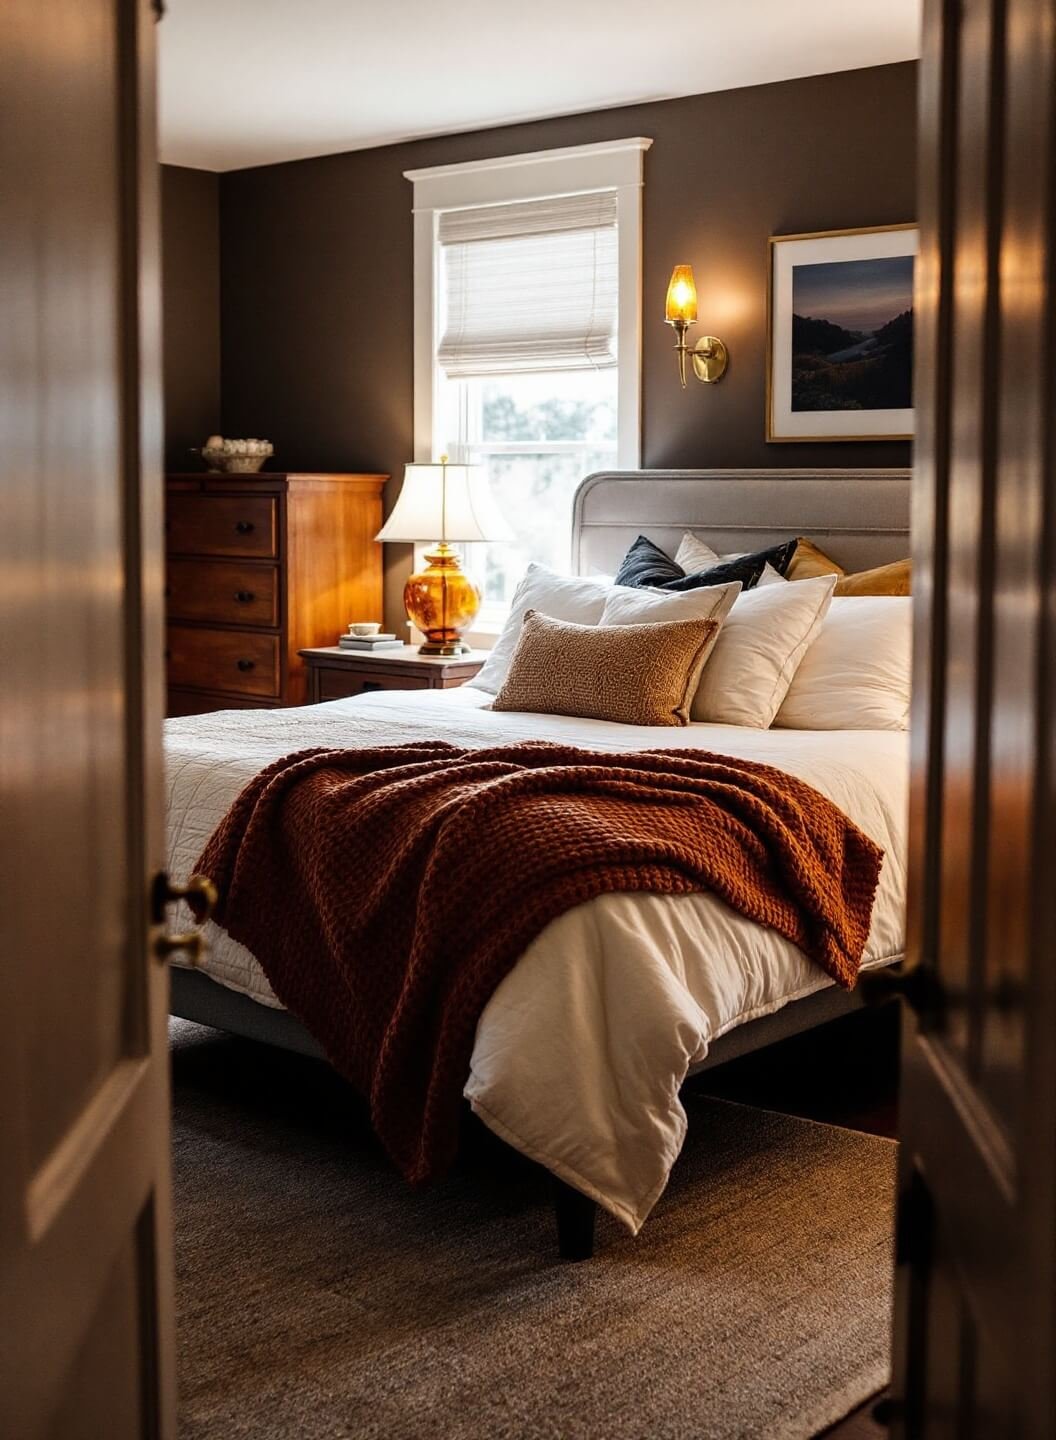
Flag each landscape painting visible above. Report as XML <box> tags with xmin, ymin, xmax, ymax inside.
<box><xmin>768</xmin><ymin>225</ymin><xmax>917</xmax><ymax>441</ymax></box>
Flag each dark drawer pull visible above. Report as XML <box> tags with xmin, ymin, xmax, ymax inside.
<box><xmin>236</xmin><ymin>658</ymin><xmax>255</xmax><ymax>672</ymax></box>
<box><xmin>234</xmin><ymin>520</ymin><xmax>255</xmax><ymax>534</ymax></box>
<box><xmin>233</xmin><ymin>590</ymin><xmax>256</xmax><ymax>603</ymax></box>
<box><xmin>360</xmin><ymin>680</ymin><xmax>383</xmax><ymax>692</ymax></box>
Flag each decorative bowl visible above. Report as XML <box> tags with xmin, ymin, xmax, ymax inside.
<box><xmin>349</xmin><ymin>622</ymin><xmax>381</xmax><ymax>636</ymax></box>
<box><xmin>200</xmin><ymin>439</ymin><xmax>274</xmax><ymax>474</ymax></box>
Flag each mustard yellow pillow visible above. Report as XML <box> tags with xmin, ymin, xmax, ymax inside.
<box><xmin>786</xmin><ymin>536</ymin><xmax>846</xmax><ymax>581</ymax></box>
<box><xmin>835</xmin><ymin>558</ymin><xmax>912</xmax><ymax>596</ymax></box>
<box><xmin>491</xmin><ymin>609</ymin><xmax>721</xmax><ymax>726</ymax></box>
<box><xmin>787</xmin><ymin>538</ymin><xmax>911</xmax><ymax>596</ymax></box>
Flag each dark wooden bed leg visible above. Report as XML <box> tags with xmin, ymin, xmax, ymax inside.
<box><xmin>553</xmin><ymin>1178</ymin><xmax>596</xmax><ymax>1261</ymax></box>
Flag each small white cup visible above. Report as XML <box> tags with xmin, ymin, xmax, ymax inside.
<box><xmin>349</xmin><ymin>622</ymin><xmax>381</xmax><ymax>636</ymax></box>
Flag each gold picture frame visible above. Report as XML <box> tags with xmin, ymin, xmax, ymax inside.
<box><xmin>766</xmin><ymin>223</ymin><xmax>918</xmax><ymax>443</ymax></box>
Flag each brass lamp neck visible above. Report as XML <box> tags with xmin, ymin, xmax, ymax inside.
<box><xmin>668</xmin><ymin>318</ymin><xmax>693</xmax><ymax>389</ymax></box>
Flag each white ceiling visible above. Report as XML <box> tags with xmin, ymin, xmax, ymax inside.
<box><xmin>158</xmin><ymin>0</ymin><xmax>921</xmax><ymax>173</ymax></box>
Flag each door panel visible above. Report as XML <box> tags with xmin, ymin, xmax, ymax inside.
<box><xmin>46</xmin><ymin>1224</ymin><xmax>149</xmax><ymax>1440</ymax></box>
<box><xmin>894</xmin><ymin>0</ymin><xmax>1056</xmax><ymax>1434</ymax></box>
<box><xmin>0</xmin><ymin>0</ymin><xmax>174</xmax><ymax>1435</ymax></box>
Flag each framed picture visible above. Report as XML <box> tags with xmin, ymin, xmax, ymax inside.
<box><xmin>767</xmin><ymin>223</ymin><xmax>918</xmax><ymax>442</ymax></box>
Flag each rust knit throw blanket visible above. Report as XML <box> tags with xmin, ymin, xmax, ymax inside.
<box><xmin>193</xmin><ymin>741</ymin><xmax>883</xmax><ymax>1184</ymax></box>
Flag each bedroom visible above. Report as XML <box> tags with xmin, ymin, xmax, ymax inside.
<box><xmin>3</xmin><ymin>2</ymin><xmax>1054</xmax><ymax>1438</ymax></box>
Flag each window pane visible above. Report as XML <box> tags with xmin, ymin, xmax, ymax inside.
<box><xmin>480</xmin><ymin>371</ymin><xmax>617</xmax><ymax>444</ymax></box>
<box><xmin>465</xmin><ymin>446</ymin><xmax>617</xmax><ymax>607</ymax></box>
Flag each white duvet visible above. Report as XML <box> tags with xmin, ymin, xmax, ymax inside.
<box><xmin>166</xmin><ymin>687</ymin><xmax>907</xmax><ymax>1232</ymax></box>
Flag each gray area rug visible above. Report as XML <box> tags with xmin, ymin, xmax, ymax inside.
<box><xmin>172</xmin><ymin>1019</ymin><xmax>894</xmax><ymax>1440</ymax></box>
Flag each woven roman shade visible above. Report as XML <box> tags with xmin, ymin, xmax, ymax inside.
<box><xmin>436</xmin><ymin>192</ymin><xmax>618</xmax><ymax>377</ymax></box>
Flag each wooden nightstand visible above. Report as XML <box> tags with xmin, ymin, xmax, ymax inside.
<box><xmin>298</xmin><ymin>645</ymin><xmax>487</xmax><ymax>703</ymax></box>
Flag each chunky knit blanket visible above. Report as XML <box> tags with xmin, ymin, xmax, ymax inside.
<box><xmin>193</xmin><ymin>740</ymin><xmax>883</xmax><ymax>1183</ymax></box>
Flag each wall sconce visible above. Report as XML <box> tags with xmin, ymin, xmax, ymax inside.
<box><xmin>665</xmin><ymin>265</ymin><xmax>728</xmax><ymax>388</ymax></box>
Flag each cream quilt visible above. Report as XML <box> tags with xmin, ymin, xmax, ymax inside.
<box><xmin>166</xmin><ymin>687</ymin><xmax>907</xmax><ymax>1232</ymax></box>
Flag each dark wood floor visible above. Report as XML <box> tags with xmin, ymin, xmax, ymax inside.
<box><xmin>690</xmin><ymin>1000</ymin><xmax>901</xmax><ymax>1440</ymax></box>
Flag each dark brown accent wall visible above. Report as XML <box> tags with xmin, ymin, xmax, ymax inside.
<box><xmin>217</xmin><ymin>61</ymin><xmax>917</xmax><ymax>627</ymax></box>
<box><xmin>161</xmin><ymin>165</ymin><xmax>221</xmax><ymax>470</ymax></box>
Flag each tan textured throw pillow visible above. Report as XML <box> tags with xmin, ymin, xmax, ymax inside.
<box><xmin>834</xmin><ymin>557</ymin><xmax>912</xmax><ymax>596</ymax></box>
<box><xmin>491</xmin><ymin>609</ymin><xmax>720</xmax><ymax>726</ymax></box>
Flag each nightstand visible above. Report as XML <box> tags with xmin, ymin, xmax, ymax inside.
<box><xmin>298</xmin><ymin>645</ymin><xmax>487</xmax><ymax>703</ymax></box>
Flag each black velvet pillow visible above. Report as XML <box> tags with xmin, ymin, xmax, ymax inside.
<box><xmin>614</xmin><ymin>535</ymin><xmax>799</xmax><ymax>592</ymax></box>
<box><xmin>614</xmin><ymin>535</ymin><xmax>682</xmax><ymax>587</ymax></box>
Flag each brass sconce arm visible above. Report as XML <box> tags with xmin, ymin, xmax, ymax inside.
<box><xmin>668</xmin><ymin>320</ymin><xmax>729</xmax><ymax>388</ymax></box>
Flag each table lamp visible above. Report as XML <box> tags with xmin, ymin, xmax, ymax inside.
<box><xmin>376</xmin><ymin>457</ymin><xmax>512</xmax><ymax>655</ymax></box>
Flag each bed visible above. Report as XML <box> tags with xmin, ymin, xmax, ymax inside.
<box><xmin>166</xmin><ymin>466</ymin><xmax>911</xmax><ymax>1255</ymax></box>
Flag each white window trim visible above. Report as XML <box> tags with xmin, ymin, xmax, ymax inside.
<box><xmin>405</xmin><ymin>137</ymin><xmax>652</xmax><ymax>473</ymax></box>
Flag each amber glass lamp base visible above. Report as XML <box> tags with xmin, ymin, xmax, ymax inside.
<box><xmin>403</xmin><ymin>543</ymin><xmax>481</xmax><ymax>656</ymax></box>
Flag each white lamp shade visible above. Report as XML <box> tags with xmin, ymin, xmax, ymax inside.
<box><xmin>375</xmin><ymin>462</ymin><xmax>513</xmax><ymax>544</ymax></box>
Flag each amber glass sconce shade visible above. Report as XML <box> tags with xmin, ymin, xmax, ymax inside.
<box><xmin>375</xmin><ymin>458</ymin><xmax>512</xmax><ymax>655</ymax></box>
<box><xmin>664</xmin><ymin>264</ymin><xmax>728</xmax><ymax>388</ymax></box>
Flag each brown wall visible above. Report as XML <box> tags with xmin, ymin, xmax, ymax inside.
<box><xmin>161</xmin><ymin>165</ymin><xmax>220</xmax><ymax>470</ymax></box>
<box><xmin>216</xmin><ymin>61</ymin><xmax>917</xmax><ymax>627</ymax></box>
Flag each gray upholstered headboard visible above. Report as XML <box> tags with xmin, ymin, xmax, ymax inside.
<box><xmin>571</xmin><ymin>468</ymin><xmax>912</xmax><ymax>577</ymax></box>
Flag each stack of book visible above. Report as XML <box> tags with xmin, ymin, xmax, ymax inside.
<box><xmin>338</xmin><ymin>631</ymin><xmax>404</xmax><ymax>652</ymax></box>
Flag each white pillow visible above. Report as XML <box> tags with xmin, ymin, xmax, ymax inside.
<box><xmin>469</xmin><ymin>563</ymin><xmax>612</xmax><ymax>694</ymax></box>
<box><xmin>692</xmin><ymin>574</ymin><xmax>837</xmax><ymax>727</ymax></box>
<box><xmin>755</xmin><ymin>563</ymin><xmax>788</xmax><ymax>587</ymax></box>
<box><xmin>775</xmin><ymin>596</ymin><xmax>912</xmax><ymax>730</ymax></box>
<box><xmin>600</xmin><ymin>578</ymin><xmax>741</xmax><ymax>628</ymax></box>
<box><xmin>674</xmin><ymin>531</ymin><xmax>722</xmax><ymax>571</ymax></box>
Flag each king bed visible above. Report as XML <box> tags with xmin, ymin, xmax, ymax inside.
<box><xmin>167</xmin><ymin>466</ymin><xmax>911</xmax><ymax>1256</ymax></box>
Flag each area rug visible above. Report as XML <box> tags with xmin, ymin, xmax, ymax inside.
<box><xmin>171</xmin><ymin>1019</ymin><xmax>894</xmax><ymax>1440</ymax></box>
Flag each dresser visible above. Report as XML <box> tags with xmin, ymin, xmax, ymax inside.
<box><xmin>165</xmin><ymin>472</ymin><xmax>387</xmax><ymax>716</ymax></box>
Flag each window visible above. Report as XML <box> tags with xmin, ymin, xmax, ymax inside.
<box><xmin>406</xmin><ymin>139</ymin><xmax>651</xmax><ymax>631</ymax></box>
<box><xmin>437</xmin><ymin>369</ymin><xmax>618</xmax><ymax>617</ymax></box>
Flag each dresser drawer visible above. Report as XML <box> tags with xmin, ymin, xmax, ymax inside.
<box><xmin>166</xmin><ymin>626</ymin><xmax>281</xmax><ymax>698</ymax></box>
<box><xmin>167</xmin><ymin>495</ymin><xmax>278</xmax><ymax>559</ymax></box>
<box><xmin>315</xmin><ymin>666</ymin><xmax>430</xmax><ymax>701</ymax></box>
<box><xmin>166</xmin><ymin>558</ymin><xmax>279</xmax><ymax>627</ymax></box>
<box><xmin>167</xmin><ymin>688</ymin><xmax>280</xmax><ymax>718</ymax></box>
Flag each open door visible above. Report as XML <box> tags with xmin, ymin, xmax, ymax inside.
<box><xmin>891</xmin><ymin>0</ymin><xmax>1056</xmax><ymax>1434</ymax></box>
<box><xmin>0</xmin><ymin>0</ymin><xmax>180</xmax><ymax>1434</ymax></box>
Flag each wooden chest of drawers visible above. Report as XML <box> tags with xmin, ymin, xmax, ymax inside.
<box><xmin>165</xmin><ymin>472</ymin><xmax>387</xmax><ymax>716</ymax></box>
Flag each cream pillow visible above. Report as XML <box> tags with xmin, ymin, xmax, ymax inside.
<box><xmin>775</xmin><ymin>596</ymin><xmax>912</xmax><ymax>730</ymax></box>
<box><xmin>491</xmin><ymin>610</ymin><xmax>721</xmax><ymax>726</ymax></box>
<box><xmin>599</xmin><ymin>577</ymin><xmax>741</xmax><ymax>630</ymax></box>
<box><xmin>691</xmin><ymin>574</ymin><xmax>837</xmax><ymax>727</ymax></box>
<box><xmin>674</xmin><ymin>531</ymin><xmax>723</xmax><ymax>572</ymax></box>
<box><xmin>470</xmin><ymin>563</ymin><xmax>612</xmax><ymax>695</ymax></box>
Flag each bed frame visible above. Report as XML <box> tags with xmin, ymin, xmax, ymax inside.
<box><xmin>170</xmin><ymin>465</ymin><xmax>911</xmax><ymax>1260</ymax></box>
